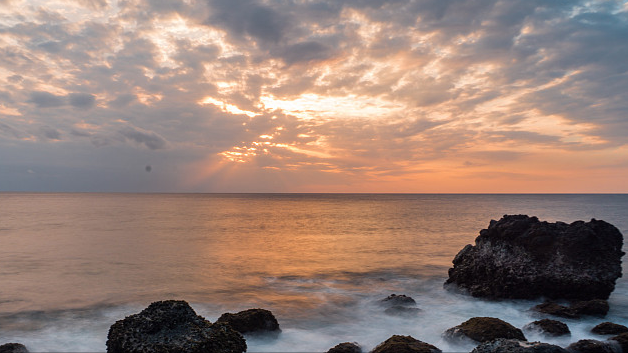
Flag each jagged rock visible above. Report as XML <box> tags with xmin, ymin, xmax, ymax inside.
<box><xmin>593</xmin><ymin>322</ymin><xmax>628</xmax><ymax>335</ymax></box>
<box><xmin>532</xmin><ymin>300</ymin><xmax>609</xmax><ymax>318</ymax></box>
<box><xmin>371</xmin><ymin>335</ymin><xmax>441</xmax><ymax>353</ymax></box>
<box><xmin>610</xmin><ymin>332</ymin><xmax>628</xmax><ymax>352</ymax></box>
<box><xmin>523</xmin><ymin>319</ymin><xmax>570</xmax><ymax>337</ymax></box>
<box><xmin>471</xmin><ymin>339</ymin><xmax>568</xmax><ymax>353</ymax></box>
<box><xmin>565</xmin><ymin>339</ymin><xmax>618</xmax><ymax>353</ymax></box>
<box><xmin>0</xmin><ymin>343</ymin><xmax>28</xmax><ymax>353</ymax></box>
<box><xmin>445</xmin><ymin>215</ymin><xmax>624</xmax><ymax>300</ymax></box>
<box><xmin>326</xmin><ymin>342</ymin><xmax>362</xmax><ymax>353</ymax></box>
<box><xmin>384</xmin><ymin>306</ymin><xmax>421</xmax><ymax>317</ymax></box>
<box><xmin>106</xmin><ymin>300</ymin><xmax>246</xmax><ymax>353</ymax></box>
<box><xmin>380</xmin><ymin>294</ymin><xmax>416</xmax><ymax>307</ymax></box>
<box><xmin>444</xmin><ymin>317</ymin><xmax>526</xmax><ymax>343</ymax></box>
<box><xmin>216</xmin><ymin>308</ymin><xmax>280</xmax><ymax>335</ymax></box>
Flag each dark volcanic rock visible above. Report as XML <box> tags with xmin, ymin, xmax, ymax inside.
<box><xmin>571</xmin><ymin>299</ymin><xmax>609</xmax><ymax>317</ymax></box>
<box><xmin>533</xmin><ymin>302</ymin><xmax>578</xmax><ymax>319</ymax></box>
<box><xmin>610</xmin><ymin>332</ymin><xmax>628</xmax><ymax>352</ymax></box>
<box><xmin>380</xmin><ymin>294</ymin><xmax>416</xmax><ymax>307</ymax></box>
<box><xmin>326</xmin><ymin>342</ymin><xmax>362</xmax><ymax>353</ymax></box>
<box><xmin>533</xmin><ymin>300</ymin><xmax>609</xmax><ymax>318</ymax></box>
<box><xmin>445</xmin><ymin>215</ymin><xmax>624</xmax><ymax>300</ymax></box>
<box><xmin>471</xmin><ymin>339</ymin><xmax>568</xmax><ymax>353</ymax></box>
<box><xmin>565</xmin><ymin>339</ymin><xmax>618</xmax><ymax>353</ymax></box>
<box><xmin>384</xmin><ymin>306</ymin><xmax>421</xmax><ymax>317</ymax></box>
<box><xmin>523</xmin><ymin>319</ymin><xmax>570</xmax><ymax>337</ymax></box>
<box><xmin>444</xmin><ymin>317</ymin><xmax>526</xmax><ymax>343</ymax></box>
<box><xmin>106</xmin><ymin>300</ymin><xmax>246</xmax><ymax>353</ymax></box>
<box><xmin>371</xmin><ymin>335</ymin><xmax>441</xmax><ymax>353</ymax></box>
<box><xmin>0</xmin><ymin>343</ymin><xmax>28</xmax><ymax>353</ymax></box>
<box><xmin>216</xmin><ymin>308</ymin><xmax>280</xmax><ymax>335</ymax></box>
<box><xmin>593</xmin><ymin>322</ymin><xmax>628</xmax><ymax>335</ymax></box>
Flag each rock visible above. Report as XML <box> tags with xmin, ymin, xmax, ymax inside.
<box><xmin>380</xmin><ymin>294</ymin><xmax>417</xmax><ymax>307</ymax></box>
<box><xmin>471</xmin><ymin>339</ymin><xmax>568</xmax><ymax>353</ymax></box>
<box><xmin>593</xmin><ymin>322</ymin><xmax>628</xmax><ymax>335</ymax></box>
<box><xmin>371</xmin><ymin>335</ymin><xmax>441</xmax><ymax>353</ymax></box>
<box><xmin>565</xmin><ymin>339</ymin><xmax>618</xmax><ymax>353</ymax></box>
<box><xmin>610</xmin><ymin>332</ymin><xmax>628</xmax><ymax>352</ymax></box>
<box><xmin>106</xmin><ymin>300</ymin><xmax>246</xmax><ymax>353</ymax></box>
<box><xmin>326</xmin><ymin>342</ymin><xmax>362</xmax><ymax>353</ymax></box>
<box><xmin>571</xmin><ymin>299</ymin><xmax>609</xmax><ymax>317</ymax></box>
<box><xmin>384</xmin><ymin>306</ymin><xmax>421</xmax><ymax>317</ymax></box>
<box><xmin>0</xmin><ymin>343</ymin><xmax>28</xmax><ymax>353</ymax></box>
<box><xmin>532</xmin><ymin>300</ymin><xmax>609</xmax><ymax>318</ymax></box>
<box><xmin>445</xmin><ymin>215</ymin><xmax>624</xmax><ymax>300</ymax></box>
<box><xmin>216</xmin><ymin>308</ymin><xmax>280</xmax><ymax>335</ymax></box>
<box><xmin>444</xmin><ymin>317</ymin><xmax>526</xmax><ymax>343</ymax></box>
<box><xmin>532</xmin><ymin>302</ymin><xmax>578</xmax><ymax>319</ymax></box>
<box><xmin>523</xmin><ymin>319</ymin><xmax>570</xmax><ymax>337</ymax></box>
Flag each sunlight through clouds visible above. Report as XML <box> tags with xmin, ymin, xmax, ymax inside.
<box><xmin>1</xmin><ymin>0</ymin><xmax>627</xmax><ymax>192</ymax></box>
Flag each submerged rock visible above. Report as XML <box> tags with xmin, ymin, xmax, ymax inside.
<box><xmin>444</xmin><ymin>317</ymin><xmax>526</xmax><ymax>343</ymax></box>
<box><xmin>326</xmin><ymin>342</ymin><xmax>362</xmax><ymax>353</ymax></box>
<box><xmin>471</xmin><ymin>339</ymin><xmax>568</xmax><ymax>353</ymax></box>
<box><xmin>371</xmin><ymin>335</ymin><xmax>441</xmax><ymax>353</ymax></box>
<box><xmin>0</xmin><ymin>343</ymin><xmax>29</xmax><ymax>353</ymax></box>
<box><xmin>610</xmin><ymin>332</ymin><xmax>628</xmax><ymax>352</ymax></box>
<box><xmin>532</xmin><ymin>300</ymin><xmax>609</xmax><ymax>318</ymax></box>
<box><xmin>106</xmin><ymin>300</ymin><xmax>246</xmax><ymax>353</ymax></box>
<box><xmin>384</xmin><ymin>305</ymin><xmax>421</xmax><ymax>317</ymax></box>
<box><xmin>216</xmin><ymin>308</ymin><xmax>280</xmax><ymax>335</ymax></box>
<box><xmin>565</xmin><ymin>339</ymin><xmax>618</xmax><ymax>353</ymax></box>
<box><xmin>445</xmin><ymin>215</ymin><xmax>624</xmax><ymax>300</ymax></box>
<box><xmin>593</xmin><ymin>322</ymin><xmax>628</xmax><ymax>335</ymax></box>
<box><xmin>523</xmin><ymin>319</ymin><xmax>570</xmax><ymax>337</ymax></box>
<box><xmin>380</xmin><ymin>294</ymin><xmax>417</xmax><ymax>307</ymax></box>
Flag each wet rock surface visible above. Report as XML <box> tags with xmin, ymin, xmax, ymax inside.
<box><xmin>471</xmin><ymin>339</ymin><xmax>568</xmax><ymax>353</ymax></box>
<box><xmin>216</xmin><ymin>308</ymin><xmax>280</xmax><ymax>335</ymax></box>
<box><xmin>444</xmin><ymin>317</ymin><xmax>526</xmax><ymax>343</ymax></box>
<box><xmin>380</xmin><ymin>294</ymin><xmax>416</xmax><ymax>307</ymax></box>
<box><xmin>523</xmin><ymin>319</ymin><xmax>570</xmax><ymax>337</ymax></box>
<box><xmin>445</xmin><ymin>215</ymin><xmax>624</xmax><ymax>300</ymax></box>
<box><xmin>610</xmin><ymin>332</ymin><xmax>628</xmax><ymax>352</ymax></box>
<box><xmin>592</xmin><ymin>322</ymin><xmax>628</xmax><ymax>335</ymax></box>
<box><xmin>565</xmin><ymin>339</ymin><xmax>618</xmax><ymax>353</ymax></box>
<box><xmin>370</xmin><ymin>335</ymin><xmax>441</xmax><ymax>353</ymax></box>
<box><xmin>326</xmin><ymin>342</ymin><xmax>362</xmax><ymax>353</ymax></box>
<box><xmin>0</xmin><ymin>343</ymin><xmax>28</xmax><ymax>353</ymax></box>
<box><xmin>106</xmin><ymin>300</ymin><xmax>246</xmax><ymax>353</ymax></box>
<box><xmin>533</xmin><ymin>300</ymin><xmax>609</xmax><ymax>319</ymax></box>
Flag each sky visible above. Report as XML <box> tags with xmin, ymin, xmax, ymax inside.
<box><xmin>1</xmin><ymin>0</ymin><xmax>627</xmax><ymax>193</ymax></box>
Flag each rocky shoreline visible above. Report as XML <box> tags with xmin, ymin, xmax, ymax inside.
<box><xmin>1</xmin><ymin>215</ymin><xmax>625</xmax><ymax>353</ymax></box>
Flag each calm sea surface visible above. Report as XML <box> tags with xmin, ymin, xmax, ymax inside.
<box><xmin>1</xmin><ymin>193</ymin><xmax>627</xmax><ymax>352</ymax></box>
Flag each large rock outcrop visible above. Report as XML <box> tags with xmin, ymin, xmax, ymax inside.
<box><xmin>106</xmin><ymin>300</ymin><xmax>246</xmax><ymax>353</ymax></box>
<box><xmin>445</xmin><ymin>215</ymin><xmax>624</xmax><ymax>300</ymax></box>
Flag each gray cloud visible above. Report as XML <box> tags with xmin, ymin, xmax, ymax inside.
<box><xmin>119</xmin><ymin>126</ymin><xmax>168</xmax><ymax>150</ymax></box>
<box><xmin>68</xmin><ymin>93</ymin><xmax>96</xmax><ymax>109</ymax></box>
<box><xmin>28</xmin><ymin>91</ymin><xmax>65</xmax><ymax>108</ymax></box>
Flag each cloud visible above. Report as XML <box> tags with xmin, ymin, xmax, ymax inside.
<box><xmin>68</xmin><ymin>93</ymin><xmax>96</xmax><ymax>109</ymax></box>
<box><xmin>119</xmin><ymin>126</ymin><xmax>168</xmax><ymax>150</ymax></box>
<box><xmin>28</xmin><ymin>91</ymin><xmax>66</xmax><ymax>108</ymax></box>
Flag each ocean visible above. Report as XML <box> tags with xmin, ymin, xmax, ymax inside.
<box><xmin>1</xmin><ymin>193</ymin><xmax>627</xmax><ymax>352</ymax></box>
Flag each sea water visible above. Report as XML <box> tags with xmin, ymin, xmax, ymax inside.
<box><xmin>0</xmin><ymin>193</ymin><xmax>627</xmax><ymax>352</ymax></box>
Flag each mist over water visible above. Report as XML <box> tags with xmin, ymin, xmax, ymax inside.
<box><xmin>1</xmin><ymin>193</ymin><xmax>627</xmax><ymax>352</ymax></box>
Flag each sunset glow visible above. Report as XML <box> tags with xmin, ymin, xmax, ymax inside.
<box><xmin>1</xmin><ymin>0</ymin><xmax>627</xmax><ymax>192</ymax></box>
